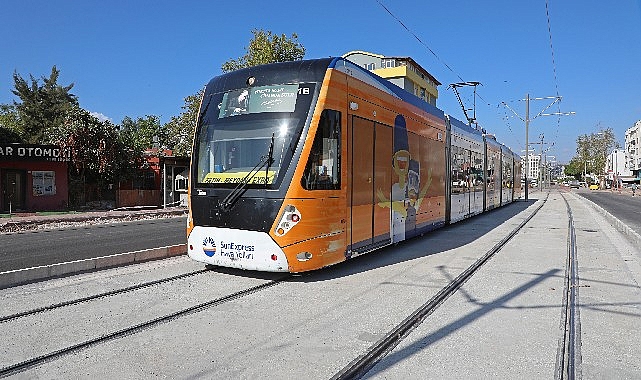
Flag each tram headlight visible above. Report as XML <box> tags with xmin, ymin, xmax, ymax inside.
<box><xmin>274</xmin><ymin>204</ymin><xmax>301</xmax><ymax>236</ymax></box>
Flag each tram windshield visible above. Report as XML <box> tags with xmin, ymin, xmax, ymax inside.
<box><xmin>194</xmin><ymin>83</ymin><xmax>316</xmax><ymax>187</ymax></box>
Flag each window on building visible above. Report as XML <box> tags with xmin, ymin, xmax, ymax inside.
<box><xmin>383</xmin><ymin>59</ymin><xmax>395</xmax><ymax>68</ymax></box>
<box><xmin>367</xmin><ymin>63</ymin><xmax>375</xmax><ymax>70</ymax></box>
<box><xmin>32</xmin><ymin>171</ymin><xmax>55</xmax><ymax>196</ymax></box>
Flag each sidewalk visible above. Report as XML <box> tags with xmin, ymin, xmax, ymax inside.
<box><xmin>0</xmin><ymin>206</ymin><xmax>187</xmax><ymax>234</ymax></box>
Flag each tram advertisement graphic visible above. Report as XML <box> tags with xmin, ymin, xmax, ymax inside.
<box><xmin>377</xmin><ymin>115</ymin><xmax>432</xmax><ymax>242</ymax></box>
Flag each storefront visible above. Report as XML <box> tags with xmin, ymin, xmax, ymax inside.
<box><xmin>0</xmin><ymin>144</ymin><xmax>69</xmax><ymax>212</ymax></box>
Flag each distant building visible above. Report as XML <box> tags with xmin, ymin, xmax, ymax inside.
<box><xmin>625</xmin><ymin>120</ymin><xmax>641</xmax><ymax>179</ymax></box>
<box><xmin>0</xmin><ymin>143</ymin><xmax>69</xmax><ymax>212</ymax></box>
<box><xmin>116</xmin><ymin>149</ymin><xmax>189</xmax><ymax>208</ymax></box>
<box><xmin>342</xmin><ymin>51</ymin><xmax>440</xmax><ymax>106</ymax></box>
<box><xmin>606</xmin><ymin>149</ymin><xmax>633</xmax><ymax>185</ymax></box>
<box><xmin>523</xmin><ymin>153</ymin><xmax>541</xmax><ymax>183</ymax></box>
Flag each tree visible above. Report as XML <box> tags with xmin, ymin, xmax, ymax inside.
<box><xmin>564</xmin><ymin>157</ymin><xmax>583</xmax><ymax>179</ymax></box>
<box><xmin>12</xmin><ymin>66</ymin><xmax>78</xmax><ymax>143</ymax></box>
<box><xmin>0</xmin><ymin>104</ymin><xmax>24</xmax><ymax>143</ymax></box>
<box><xmin>119</xmin><ymin>115</ymin><xmax>166</xmax><ymax>154</ymax></box>
<box><xmin>164</xmin><ymin>89</ymin><xmax>203</xmax><ymax>156</ymax></box>
<box><xmin>47</xmin><ymin>107</ymin><xmax>125</xmax><ymax>206</ymax></box>
<box><xmin>573</xmin><ymin>127</ymin><xmax>619</xmax><ymax>178</ymax></box>
<box><xmin>221</xmin><ymin>29</ymin><xmax>306</xmax><ymax>73</ymax></box>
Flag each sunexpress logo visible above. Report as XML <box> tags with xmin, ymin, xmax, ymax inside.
<box><xmin>202</xmin><ymin>236</ymin><xmax>217</xmax><ymax>257</ymax></box>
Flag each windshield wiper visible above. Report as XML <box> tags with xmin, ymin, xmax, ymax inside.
<box><xmin>265</xmin><ymin>133</ymin><xmax>275</xmax><ymax>186</ymax></box>
<box><xmin>220</xmin><ymin>135</ymin><xmax>275</xmax><ymax>212</ymax></box>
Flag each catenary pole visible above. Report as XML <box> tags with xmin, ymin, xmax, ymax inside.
<box><xmin>525</xmin><ymin>94</ymin><xmax>530</xmax><ymax>200</ymax></box>
<box><xmin>502</xmin><ymin>95</ymin><xmax>573</xmax><ymax>202</ymax></box>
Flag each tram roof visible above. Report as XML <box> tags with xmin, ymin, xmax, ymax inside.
<box><xmin>204</xmin><ymin>57</ymin><xmax>445</xmax><ymax>120</ymax></box>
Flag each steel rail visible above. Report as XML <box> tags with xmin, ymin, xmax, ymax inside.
<box><xmin>0</xmin><ymin>276</ymin><xmax>290</xmax><ymax>378</ymax></box>
<box><xmin>0</xmin><ymin>269</ymin><xmax>210</xmax><ymax>323</ymax></box>
<box><xmin>331</xmin><ymin>196</ymin><xmax>548</xmax><ymax>380</ymax></box>
<box><xmin>555</xmin><ymin>193</ymin><xmax>582</xmax><ymax>380</ymax></box>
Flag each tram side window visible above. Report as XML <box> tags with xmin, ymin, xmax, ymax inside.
<box><xmin>302</xmin><ymin>109</ymin><xmax>341</xmax><ymax>190</ymax></box>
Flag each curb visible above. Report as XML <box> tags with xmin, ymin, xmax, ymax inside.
<box><xmin>0</xmin><ymin>244</ymin><xmax>186</xmax><ymax>290</ymax></box>
<box><xmin>575</xmin><ymin>193</ymin><xmax>641</xmax><ymax>247</ymax></box>
<box><xmin>0</xmin><ymin>209</ymin><xmax>187</xmax><ymax>234</ymax></box>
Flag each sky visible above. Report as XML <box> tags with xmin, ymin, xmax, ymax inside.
<box><xmin>1</xmin><ymin>0</ymin><xmax>640</xmax><ymax>163</ymax></box>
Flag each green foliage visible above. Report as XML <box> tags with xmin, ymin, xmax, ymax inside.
<box><xmin>120</xmin><ymin>115</ymin><xmax>165</xmax><ymax>153</ymax></box>
<box><xmin>48</xmin><ymin>107</ymin><xmax>126</xmax><ymax>186</ymax></box>
<box><xmin>0</xmin><ymin>104</ymin><xmax>24</xmax><ymax>143</ymax></box>
<box><xmin>164</xmin><ymin>89</ymin><xmax>203</xmax><ymax>156</ymax></box>
<box><xmin>221</xmin><ymin>29</ymin><xmax>306</xmax><ymax>73</ymax></box>
<box><xmin>573</xmin><ymin>127</ymin><xmax>618</xmax><ymax>177</ymax></box>
<box><xmin>564</xmin><ymin>157</ymin><xmax>583</xmax><ymax>179</ymax></box>
<box><xmin>12</xmin><ymin>66</ymin><xmax>78</xmax><ymax>143</ymax></box>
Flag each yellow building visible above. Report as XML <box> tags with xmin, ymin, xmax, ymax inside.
<box><xmin>342</xmin><ymin>51</ymin><xmax>440</xmax><ymax>106</ymax></box>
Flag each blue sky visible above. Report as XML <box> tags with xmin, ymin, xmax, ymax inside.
<box><xmin>1</xmin><ymin>1</ymin><xmax>640</xmax><ymax>163</ymax></box>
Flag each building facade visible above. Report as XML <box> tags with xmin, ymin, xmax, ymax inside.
<box><xmin>624</xmin><ymin>120</ymin><xmax>641</xmax><ymax>179</ymax></box>
<box><xmin>523</xmin><ymin>153</ymin><xmax>541</xmax><ymax>184</ymax></box>
<box><xmin>342</xmin><ymin>51</ymin><xmax>440</xmax><ymax>106</ymax></box>
<box><xmin>0</xmin><ymin>144</ymin><xmax>69</xmax><ymax>212</ymax></box>
<box><xmin>606</xmin><ymin>149</ymin><xmax>633</xmax><ymax>185</ymax></box>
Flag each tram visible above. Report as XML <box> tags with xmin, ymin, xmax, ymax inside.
<box><xmin>187</xmin><ymin>57</ymin><xmax>521</xmax><ymax>272</ymax></box>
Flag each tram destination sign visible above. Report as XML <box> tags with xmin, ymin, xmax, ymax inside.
<box><xmin>0</xmin><ymin>144</ymin><xmax>71</xmax><ymax>162</ymax></box>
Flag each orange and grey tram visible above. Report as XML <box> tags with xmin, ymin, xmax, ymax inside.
<box><xmin>187</xmin><ymin>57</ymin><xmax>521</xmax><ymax>273</ymax></box>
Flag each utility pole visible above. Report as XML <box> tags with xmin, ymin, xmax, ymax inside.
<box><xmin>525</xmin><ymin>94</ymin><xmax>530</xmax><ymax>200</ymax></box>
<box><xmin>502</xmin><ymin>95</ymin><xmax>574</xmax><ymax>200</ymax></box>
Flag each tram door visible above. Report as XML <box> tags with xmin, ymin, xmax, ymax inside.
<box><xmin>2</xmin><ymin>170</ymin><xmax>26</xmax><ymax>212</ymax></box>
<box><xmin>350</xmin><ymin>116</ymin><xmax>374</xmax><ymax>252</ymax></box>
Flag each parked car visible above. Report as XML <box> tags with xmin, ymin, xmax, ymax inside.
<box><xmin>569</xmin><ymin>180</ymin><xmax>580</xmax><ymax>188</ymax></box>
<box><xmin>589</xmin><ymin>184</ymin><xmax>599</xmax><ymax>190</ymax></box>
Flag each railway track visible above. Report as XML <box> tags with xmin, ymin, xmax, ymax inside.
<box><xmin>0</xmin><ymin>269</ymin><xmax>210</xmax><ymax>323</ymax></box>
<box><xmin>555</xmin><ymin>193</ymin><xmax>582</xmax><ymax>380</ymax></box>
<box><xmin>0</xmin><ymin>274</ymin><xmax>291</xmax><ymax>378</ymax></box>
<box><xmin>332</xmin><ymin>192</ymin><xmax>582</xmax><ymax>379</ymax></box>
<box><xmin>1</xmin><ymin>192</ymin><xmax>595</xmax><ymax>378</ymax></box>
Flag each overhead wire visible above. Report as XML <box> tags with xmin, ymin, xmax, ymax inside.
<box><xmin>375</xmin><ymin>0</ymin><xmax>521</xmax><ymax>146</ymax></box>
<box><xmin>375</xmin><ymin>0</ymin><xmax>465</xmax><ymax>83</ymax></box>
<box><xmin>545</xmin><ymin>0</ymin><xmax>562</xmax><ymax>153</ymax></box>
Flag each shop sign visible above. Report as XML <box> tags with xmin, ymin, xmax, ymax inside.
<box><xmin>0</xmin><ymin>144</ymin><xmax>71</xmax><ymax>162</ymax></box>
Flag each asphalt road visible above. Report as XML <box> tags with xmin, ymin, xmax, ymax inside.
<box><xmin>0</xmin><ymin>217</ymin><xmax>187</xmax><ymax>272</ymax></box>
<box><xmin>576</xmin><ymin>188</ymin><xmax>641</xmax><ymax>235</ymax></box>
